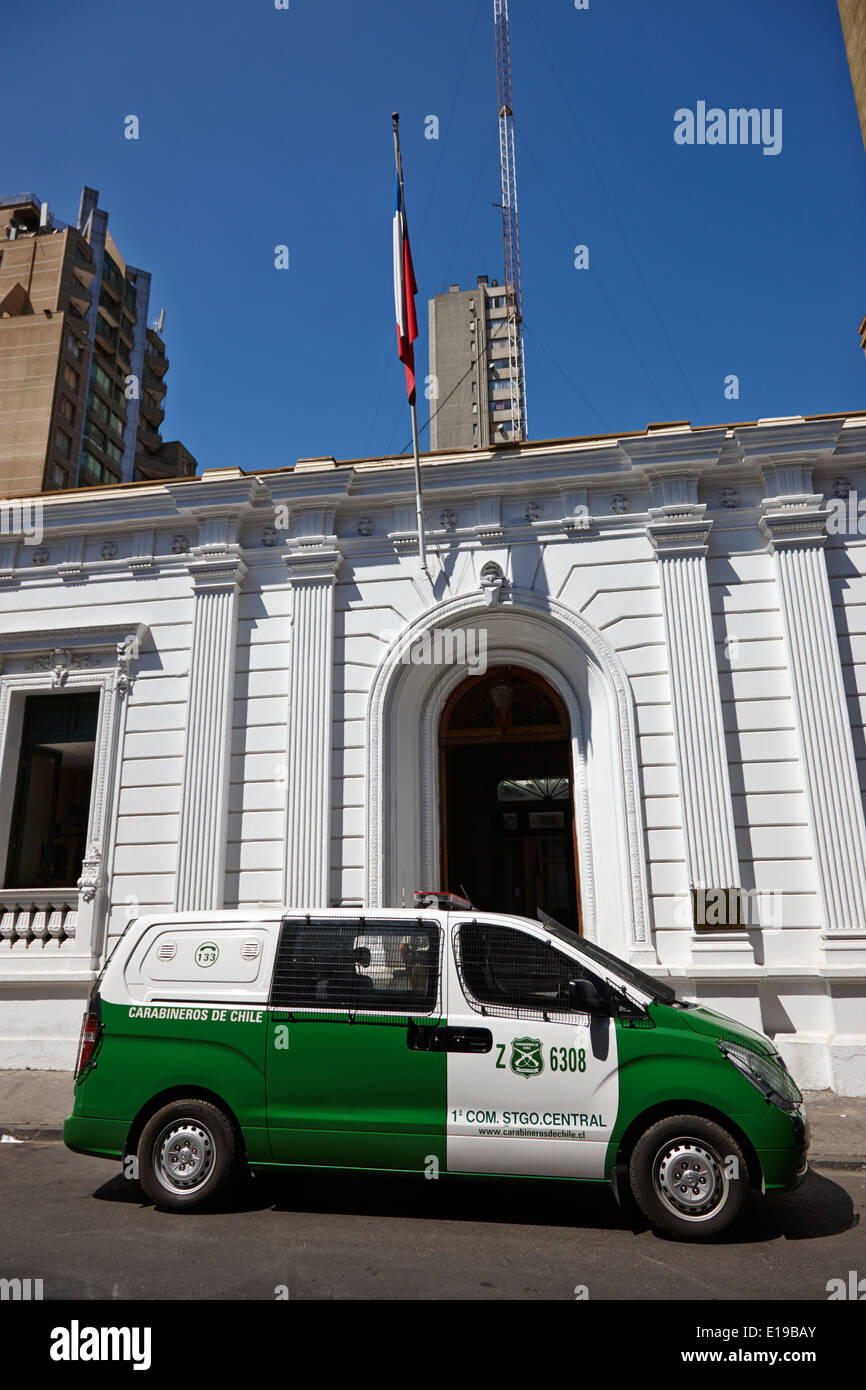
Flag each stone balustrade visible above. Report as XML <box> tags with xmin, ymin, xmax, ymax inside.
<box><xmin>0</xmin><ymin>892</ymin><xmax>79</xmax><ymax>946</ymax></box>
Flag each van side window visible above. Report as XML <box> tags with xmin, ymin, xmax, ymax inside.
<box><xmin>270</xmin><ymin>918</ymin><xmax>440</xmax><ymax>1014</ymax></box>
<box><xmin>455</xmin><ymin>922</ymin><xmax>599</xmax><ymax>1021</ymax></box>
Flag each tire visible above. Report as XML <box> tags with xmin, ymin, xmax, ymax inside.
<box><xmin>137</xmin><ymin>1099</ymin><xmax>240</xmax><ymax>1213</ymax></box>
<box><xmin>628</xmin><ymin>1114</ymin><xmax>751</xmax><ymax>1241</ymax></box>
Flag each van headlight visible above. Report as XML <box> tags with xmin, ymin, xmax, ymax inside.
<box><xmin>718</xmin><ymin>1041</ymin><xmax>803</xmax><ymax>1111</ymax></box>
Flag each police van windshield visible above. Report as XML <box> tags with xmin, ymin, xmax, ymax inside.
<box><xmin>536</xmin><ymin>910</ymin><xmax>677</xmax><ymax>1005</ymax></box>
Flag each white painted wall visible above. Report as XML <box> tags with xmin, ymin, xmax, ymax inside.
<box><xmin>0</xmin><ymin>419</ymin><xmax>865</xmax><ymax>1090</ymax></box>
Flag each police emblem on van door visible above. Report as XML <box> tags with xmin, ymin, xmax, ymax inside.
<box><xmin>195</xmin><ymin>942</ymin><xmax>219</xmax><ymax>968</ymax></box>
<box><xmin>510</xmin><ymin>1037</ymin><xmax>544</xmax><ymax>1078</ymax></box>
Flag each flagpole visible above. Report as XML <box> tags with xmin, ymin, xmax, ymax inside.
<box><xmin>392</xmin><ymin>112</ymin><xmax>428</xmax><ymax>576</ymax></box>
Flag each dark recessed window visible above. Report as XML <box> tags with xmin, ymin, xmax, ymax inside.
<box><xmin>5</xmin><ymin>693</ymin><xmax>99</xmax><ymax>890</ymax></box>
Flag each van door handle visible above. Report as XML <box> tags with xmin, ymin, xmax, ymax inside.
<box><xmin>407</xmin><ymin>1024</ymin><xmax>493</xmax><ymax>1053</ymax></box>
<box><xmin>447</xmin><ymin>1027</ymin><xmax>493</xmax><ymax>1053</ymax></box>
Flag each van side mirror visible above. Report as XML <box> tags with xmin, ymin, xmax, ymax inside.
<box><xmin>567</xmin><ymin>978</ymin><xmax>608</xmax><ymax>1015</ymax></box>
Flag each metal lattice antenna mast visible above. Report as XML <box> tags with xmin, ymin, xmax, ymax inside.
<box><xmin>494</xmin><ymin>0</ymin><xmax>527</xmax><ymax>441</ymax></box>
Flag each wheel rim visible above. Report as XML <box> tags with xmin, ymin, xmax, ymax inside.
<box><xmin>652</xmin><ymin>1136</ymin><xmax>729</xmax><ymax>1223</ymax></box>
<box><xmin>153</xmin><ymin>1119</ymin><xmax>216</xmax><ymax>1195</ymax></box>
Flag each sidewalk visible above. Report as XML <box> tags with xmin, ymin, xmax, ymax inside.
<box><xmin>0</xmin><ymin>1071</ymin><xmax>865</xmax><ymax>1167</ymax></box>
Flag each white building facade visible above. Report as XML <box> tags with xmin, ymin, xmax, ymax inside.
<box><xmin>2</xmin><ymin>412</ymin><xmax>866</xmax><ymax>1092</ymax></box>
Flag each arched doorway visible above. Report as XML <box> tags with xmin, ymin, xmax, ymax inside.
<box><xmin>439</xmin><ymin>665</ymin><xmax>581</xmax><ymax>932</ymax></box>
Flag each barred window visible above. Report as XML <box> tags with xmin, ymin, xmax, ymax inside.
<box><xmin>270</xmin><ymin>918</ymin><xmax>439</xmax><ymax>1014</ymax></box>
<box><xmin>456</xmin><ymin>922</ymin><xmax>599</xmax><ymax>1021</ymax></box>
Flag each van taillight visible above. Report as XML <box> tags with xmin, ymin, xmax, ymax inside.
<box><xmin>75</xmin><ymin>1012</ymin><xmax>101</xmax><ymax>1077</ymax></box>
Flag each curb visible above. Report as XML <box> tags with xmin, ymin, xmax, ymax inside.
<box><xmin>2</xmin><ymin>1127</ymin><xmax>866</xmax><ymax>1171</ymax></box>
<box><xmin>807</xmin><ymin>1157</ymin><xmax>866</xmax><ymax>1172</ymax></box>
<box><xmin>2</xmin><ymin>1126</ymin><xmax>65</xmax><ymax>1143</ymax></box>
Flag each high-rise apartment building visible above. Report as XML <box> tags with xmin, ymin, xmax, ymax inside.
<box><xmin>838</xmin><ymin>0</ymin><xmax>866</xmax><ymax>155</ymax></box>
<box><xmin>0</xmin><ymin>187</ymin><xmax>195</xmax><ymax>497</ymax></box>
<box><xmin>428</xmin><ymin>275</ymin><xmax>524</xmax><ymax>451</ymax></box>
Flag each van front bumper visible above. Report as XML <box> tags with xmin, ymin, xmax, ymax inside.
<box><xmin>757</xmin><ymin>1107</ymin><xmax>811</xmax><ymax>1193</ymax></box>
<box><xmin>63</xmin><ymin>1114</ymin><xmax>127</xmax><ymax>1161</ymax></box>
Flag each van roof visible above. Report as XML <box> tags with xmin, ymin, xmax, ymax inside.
<box><xmin>123</xmin><ymin>907</ymin><xmax>546</xmax><ymax>930</ymax></box>
<box><xmin>127</xmin><ymin>907</ymin><xmax>488</xmax><ymax>922</ymax></box>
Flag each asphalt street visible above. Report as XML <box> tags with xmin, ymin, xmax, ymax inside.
<box><xmin>1</xmin><ymin>1142</ymin><xmax>863</xmax><ymax>1301</ymax></box>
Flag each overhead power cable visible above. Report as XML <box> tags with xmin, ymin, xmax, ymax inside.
<box><xmin>519</xmin><ymin>0</ymin><xmax>703</xmax><ymax>423</ymax></box>
<box><xmin>515</xmin><ymin>119</ymin><xmax>674</xmax><ymax>420</ymax></box>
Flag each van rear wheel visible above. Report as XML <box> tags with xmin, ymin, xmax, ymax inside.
<box><xmin>628</xmin><ymin>1114</ymin><xmax>750</xmax><ymax>1241</ymax></box>
<box><xmin>137</xmin><ymin>1099</ymin><xmax>239</xmax><ymax>1212</ymax></box>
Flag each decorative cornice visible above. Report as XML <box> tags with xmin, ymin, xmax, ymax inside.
<box><xmin>284</xmin><ymin>544</ymin><xmax>342</xmax><ymax>583</ymax></box>
<box><xmin>758</xmin><ymin>494</ymin><xmax>828</xmax><ymax>551</ymax></box>
<box><xmin>58</xmin><ymin>536</ymin><xmax>87</xmax><ymax>583</ymax></box>
<box><xmin>474</xmin><ymin>497</ymin><xmax>504</xmax><ymax>542</ymax></box>
<box><xmin>171</xmin><ymin>477</ymin><xmax>265</xmax><ymax>518</ymax></box>
<box><xmin>619</xmin><ymin>427</ymin><xmax>727</xmax><ymax>475</ymax></box>
<box><xmin>646</xmin><ymin>504</ymin><xmax>712</xmax><ymax>557</ymax></box>
<box><xmin>0</xmin><ymin>541</ymin><xmax>17</xmax><ymax>587</ymax></box>
<box><xmin>187</xmin><ymin>548</ymin><xmax>249</xmax><ymax>593</ymax></box>
<box><xmin>736</xmin><ymin>417</ymin><xmax>843</xmax><ymax>467</ymax></box>
<box><xmin>389</xmin><ymin>531</ymin><xmax>423</xmax><ymax>555</ymax></box>
<box><xmin>0</xmin><ymin>622</ymin><xmax>149</xmax><ymax>661</ymax></box>
<box><xmin>128</xmin><ymin>529</ymin><xmax>156</xmax><ymax>572</ymax></box>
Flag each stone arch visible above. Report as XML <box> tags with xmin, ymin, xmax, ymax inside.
<box><xmin>364</xmin><ymin>588</ymin><xmax>651</xmax><ymax>957</ymax></box>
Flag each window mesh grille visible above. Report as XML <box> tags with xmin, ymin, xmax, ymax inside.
<box><xmin>455</xmin><ymin>921</ymin><xmax>599</xmax><ymax>1022</ymax></box>
<box><xmin>269</xmin><ymin>917</ymin><xmax>439</xmax><ymax>1015</ymax></box>
<box><xmin>719</xmin><ymin>1031</ymin><xmax>773</xmax><ymax>1060</ymax></box>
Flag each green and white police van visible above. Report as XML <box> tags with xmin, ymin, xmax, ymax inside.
<box><xmin>64</xmin><ymin>900</ymin><xmax>809</xmax><ymax>1239</ymax></box>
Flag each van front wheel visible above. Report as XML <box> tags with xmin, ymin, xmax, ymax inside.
<box><xmin>628</xmin><ymin>1114</ymin><xmax>750</xmax><ymax>1240</ymax></box>
<box><xmin>137</xmin><ymin>1099</ymin><xmax>239</xmax><ymax>1212</ymax></box>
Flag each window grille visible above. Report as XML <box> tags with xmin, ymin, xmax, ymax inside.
<box><xmin>455</xmin><ymin>921</ymin><xmax>601</xmax><ymax>1023</ymax></box>
<box><xmin>269</xmin><ymin>917</ymin><xmax>440</xmax><ymax>1016</ymax></box>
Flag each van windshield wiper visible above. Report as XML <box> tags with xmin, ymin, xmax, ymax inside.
<box><xmin>606</xmin><ymin>977</ymin><xmax>644</xmax><ymax>1013</ymax></box>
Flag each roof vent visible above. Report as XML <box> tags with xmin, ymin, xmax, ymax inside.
<box><xmin>156</xmin><ymin>941</ymin><xmax>177</xmax><ymax>961</ymax></box>
<box><xmin>241</xmin><ymin>939</ymin><xmax>261</xmax><ymax>960</ymax></box>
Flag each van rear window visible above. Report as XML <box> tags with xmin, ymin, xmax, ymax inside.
<box><xmin>270</xmin><ymin>917</ymin><xmax>439</xmax><ymax>1014</ymax></box>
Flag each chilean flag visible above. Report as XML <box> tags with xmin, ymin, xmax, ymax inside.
<box><xmin>393</xmin><ymin>174</ymin><xmax>419</xmax><ymax>404</ymax></box>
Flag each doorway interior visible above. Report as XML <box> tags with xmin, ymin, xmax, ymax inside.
<box><xmin>439</xmin><ymin>666</ymin><xmax>581</xmax><ymax>932</ymax></box>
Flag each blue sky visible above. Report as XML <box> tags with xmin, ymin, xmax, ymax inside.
<box><xmin>5</xmin><ymin>0</ymin><xmax>866</xmax><ymax>469</ymax></box>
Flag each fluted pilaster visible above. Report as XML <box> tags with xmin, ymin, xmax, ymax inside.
<box><xmin>284</xmin><ymin>545</ymin><xmax>341</xmax><ymax>907</ymax></box>
<box><xmin>761</xmin><ymin>496</ymin><xmax>866</xmax><ymax>933</ymax></box>
<box><xmin>649</xmin><ymin>505</ymin><xmax>740</xmax><ymax>891</ymax></box>
<box><xmin>175</xmin><ymin>551</ymin><xmax>247</xmax><ymax>911</ymax></box>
